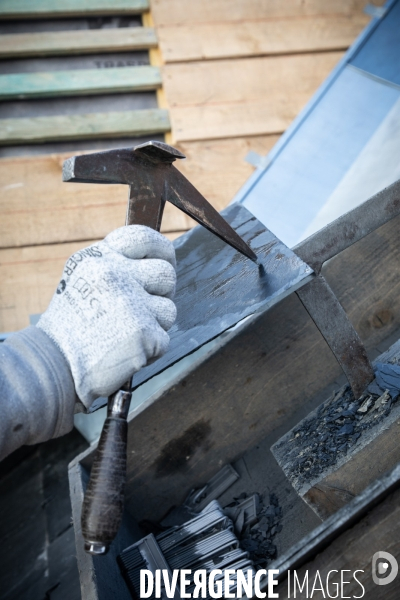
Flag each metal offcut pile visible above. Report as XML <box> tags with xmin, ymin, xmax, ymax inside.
<box><xmin>275</xmin><ymin>383</ymin><xmax>400</xmax><ymax>489</ymax></box>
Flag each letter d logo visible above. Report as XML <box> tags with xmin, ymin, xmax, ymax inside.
<box><xmin>372</xmin><ymin>551</ymin><xmax>398</xmax><ymax>585</ymax></box>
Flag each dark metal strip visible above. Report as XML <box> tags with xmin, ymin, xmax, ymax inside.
<box><xmin>296</xmin><ymin>275</ymin><xmax>374</xmax><ymax>399</ymax></box>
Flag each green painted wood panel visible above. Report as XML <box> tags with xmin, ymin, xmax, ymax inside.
<box><xmin>0</xmin><ymin>66</ymin><xmax>162</xmax><ymax>100</ymax></box>
<box><xmin>0</xmin><ymin>109</ymin><xmax>170</xmax><ymax>145</ymax></box>
<box><xmin>0</xmin><ymin>0</ymin><xmax>149</xmax><ymax>19</ymax></box>
<box><xmin>0</xmin><ymin>28</ymin><xmax>157</xmax><ymax>59</ymax></box>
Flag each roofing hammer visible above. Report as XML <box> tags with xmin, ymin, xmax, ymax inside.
<box><xmin>63</xmin><ymin>141</ymin><xmax>257</xmax><ymax>555</ymax></box>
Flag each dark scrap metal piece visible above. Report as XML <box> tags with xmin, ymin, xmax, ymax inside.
<box><xmin>294</xmin><ymin>178</ymin><xmax>400</xmax><ymax>399</ymax></box>
<box><xmin>296</xmin><ymin>276</ymin><xmax>374</xmax><ymax>400</ymax></box>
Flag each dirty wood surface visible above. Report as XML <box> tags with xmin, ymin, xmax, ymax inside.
<box><xmin>71</xmin><ymin>216</ymin><xmax>400</xmax><ymax>523</ymax></box>
<box><xmin>272</xmin><ymin>337</ymin><xmax>400</xmax><ymax>520</ymax></box>
<box><xmin>275</xmin><ymin>486</ymin><xmax>400</xmax><ymax>598</ymax></box>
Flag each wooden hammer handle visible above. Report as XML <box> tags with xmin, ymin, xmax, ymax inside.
<box><xmin>81</xmin><ymin>191</ymin><xmax>164</xmax><ymax>555</ymax></box>
<box><xmin>81</xmin><ymin>387</ymin><xmax>131</xmax><ymax>554</ymax></box>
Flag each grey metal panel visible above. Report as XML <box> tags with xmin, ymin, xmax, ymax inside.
<box><xmin>239</xmin><ymin>67</ymin><xmax>400</xmax><ymax>248</ymax></box>
<box><xmin>351</xmin><ymin>0</ymin><xmax>400</xmax><ymax>86</ymax></box>
<box><xmin>89</xmin><ymin>203</ymin><xmax>313</xmax><ymax>412</ymax></box>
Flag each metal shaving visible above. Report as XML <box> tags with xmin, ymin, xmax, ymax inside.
<box><xmin>275</xmin><ymin>384</ymin><xmax>399</xmax><ymax>489</ymax></box>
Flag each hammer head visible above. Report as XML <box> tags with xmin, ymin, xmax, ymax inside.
<box><xmin>63</xmin><ymin>141</ymin><xmax>257</xmax><ymax>262</ymax></box>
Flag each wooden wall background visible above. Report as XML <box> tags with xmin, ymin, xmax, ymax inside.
<box><xmin>0</xmin><ymin>0</ymin><xmax>384</xmax><ymax>332</ymax></box>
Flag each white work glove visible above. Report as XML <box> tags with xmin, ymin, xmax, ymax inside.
<box><xmin>37</xmin><ymin>225</ymin><xmax>177</xmax><ymax>408</ymax></box>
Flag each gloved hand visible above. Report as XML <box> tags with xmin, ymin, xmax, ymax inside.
<box><xmin>37</xmin><ymin>225</ymin><xmax>176</xmax><ymax>408</ymax></box>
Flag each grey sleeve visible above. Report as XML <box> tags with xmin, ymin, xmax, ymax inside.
<box><xmin>0</xmin><ymin>326</ymin><xmax>78</xmax><ymax>461</ymax></box>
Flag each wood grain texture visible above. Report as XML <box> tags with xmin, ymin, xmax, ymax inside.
<box><xmin>163</xmin><ymin>53</ymin><xmax>342</xmax><ymax>141</ymax></box>
<box><xmin>0</xmin><ymin>109</ymin><xmax>170</xmax><ymax>145</ymax></box>
<box><xmin>174</xmin><ymin>136</ymin><xmax>279</xmax><ymax>211</ymax></box>
<box><xmin>157</xmin><ymin>15</ymin><xmax>369</xmax><ymax>63</ymax></box>
<box><xmin>276</xmin><ymin>487</ymin><xmax>400</xmax><ymax>598</ymax></box>
<box><xmin>0</xmin><ymin>0</ymin><xmax>149</xmax><ymax>19</ymax></box>
<box><xmin>150</xmin><ymin>0</ymin><xmax>378</xmax><ymax>26</ymax></box>
<box><xmin>0</xmin><ymin>66</ymin><xmax>161</xmax><ymax>100</ymax></box>
<box><xmin>0</xmin><ymin>28</ymin><xmax>157</xmax><ymax>59</ymax></box>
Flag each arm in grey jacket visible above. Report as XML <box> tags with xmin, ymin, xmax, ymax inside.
<box><xmin>0</xmin><ymin>327</ymin><xmax>77</xmax><ymax>461</ymax></box>
<box><xmin>0</xmin><ymin>226</ymin><xmax>177</xmax><ymax>462</ymax></box>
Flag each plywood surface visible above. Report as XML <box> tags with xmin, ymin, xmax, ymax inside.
<box><xmin>163</xmin><ymin>52</ymin><xmax>342</xmax><ymax>141</ymax></box>
<box><xmin>150</xmin><ymin>0</ymin><xmax>377</xmax><ymax>26</ymax></box>
<box><xmin>157</xmin><ymin>15</ymin><xmax>369</xmax><ymax>63</ymax></box>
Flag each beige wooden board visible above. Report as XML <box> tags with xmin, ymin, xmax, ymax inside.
<box><xmin>157</xmin><ymin>15</ymin><xmax>369</xmax><ymax>63</ymax></box>
<box><xmin>0</xmin><ymin>28</ymin><xmax>157</xmax><ymax>59</ymax></box>
<box><xmin>162</xmin><ymin>52</ymin><xmax>342</xmax><ymax>141</ymax></box>
<box><xmin>276</xmin><ymin>487</ymin><xmax>400</xmax><ymax>599</ymax></box>
<box><xmin>150</xmin><ymin>0</ymin><xmax>380</xmax><ymax>26</ymax></box>
<box><xmin>174</xmin><ymin>135</ymin><xmax>279</xmax><ymax>211</ymax></box>
<box><xmin>0</xmin><ymin>109</ymin><xmax>170</xmax><ymax>145</ymax></box>
<box><xmin>0</xmin><ymin>153</ymin><xmax>193</xmax><ymax>249</ymax></box>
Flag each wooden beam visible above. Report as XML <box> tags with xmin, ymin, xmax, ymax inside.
<box><xmin>150</xmin><ymin>0</ymin><xmax>378</xmax><ymax>27</ymax></box>
<box><xmin>0</xmin><ymin>66</ymin><xmax>161</xmax><ymax>100</ymax></box>
<box><xmin>0</xmin><ymin>0</ymin><xmax>149</xmax><ymax>19</ymax></box>
<box><xmin>163</xmin><ymin>53</ymin><xmax>342</xmax><ymax>141</ymax></box>
<box><xmin>0</xmin><ymin>28</ymin><xmax>158</xmax><ymax>59</ymax></box>
<box><xmin>157</xmin><ymin>15</ymin><xmax>369</xmax><ymax>63</ymax></box>
<box><xmin>0</xmin><ymin>109</ymin><xmax>170</xmax><ymax>145</ymax></box>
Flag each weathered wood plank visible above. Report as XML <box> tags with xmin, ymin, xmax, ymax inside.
<box><xmin>0</xmin><ymin>109</ymin><xmax>170</xmax><ymax>145</ymax></box>
<box><xmin>150</xmin><ymin>0</ymin><xmax>380</xmax><ymax>26</ymax></box>
<box><xmin>0</xmin><ymin>0</ymin><xmax>149</xmax><ymax>19</ymax></box>
<box><xmin>157</xmin><ymin>15</ymin><xmax>369</xmax><ymax>63</ymax></box>
<box><xmin>163</xmin><ymin>53</ymin><xmax>342</xmax><ymax>141</ymax></box>
<box><xmin>174</xmin><ymin>136</ymin><xmax>279</xmax><ymax>211</ymax></box>
<box><xmin>0</xmin><ymin>66</ymin><xmax>161</xmax><ymax>100</ymax></box>
<box><xmin>275</xmin><ymin>486</ymin><xmax>400</xmax><ymax>598</ymax></box>
<box><xmin>0</xmin><ymin>137</ymin><xmax>277</xmax><ymax>249</ymax></box>
<box><xmin>0</xmin><ymin>28</ymin><xmax>157</xmax><ymax>59</ymax></box>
